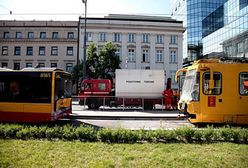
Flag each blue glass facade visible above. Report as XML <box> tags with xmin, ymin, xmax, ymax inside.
<box><xmin>202</xmin><ymin>0</ymin><xmax>248</xmax><ymax>57</ymax></box>
<box><xmin>171</xmin><ymin>0</ymin><xmax>226</xmax><ymax>61</ymax></box>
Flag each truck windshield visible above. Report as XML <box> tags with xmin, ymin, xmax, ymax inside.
<box><xmin>180</xmin><ymin>69</ymin><xmax>199</xmax><ymax>102</ymax></box>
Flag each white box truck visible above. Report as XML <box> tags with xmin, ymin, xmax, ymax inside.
<box><xmin>79</xmin><ymin>69</ymin><xmax>165</xmax><ymax>109</ymax></box>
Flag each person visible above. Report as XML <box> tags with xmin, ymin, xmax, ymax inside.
<box><xmin>10</xmin><ymin>80</ymin><xmax>19</xmax><ymax>96</ymax></box>
<box><xmin>162</xmin><ymin>78</ymin><xmax>173</xmax><ymax>110</ymax></box>
<box><xmin>10</xmin><ymin>80</ymin><xmax>20</xmax><ymax>101</ymax></box>
<box><xmin>243</xmin><ymin>80</ymin><xmax>248</xmax><ymax>95</ymax></box>
<box><xmin>172</xmin><ymin>89</ymin><xmax>179</xmax><ymax>110</ymax></box>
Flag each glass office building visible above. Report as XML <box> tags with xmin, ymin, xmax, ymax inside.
<box><xmin>171</xmin><ymin>0</ymin><xmax>227</xmax><ymax>61</ymax></box>
<box><xmin>202</xmin><ymin>0</ymin><xmax>248</xmax><ymax>58</ymax></box>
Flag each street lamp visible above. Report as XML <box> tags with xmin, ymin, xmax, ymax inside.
<box><xmin>82</xmin><ymin>0</ymin><xmax>87</xmax><ymax>80</ymax></box>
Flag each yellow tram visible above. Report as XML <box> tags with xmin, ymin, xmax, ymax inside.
<box><xmin>177</xmin><ymin>59</ymin><xmax>248</xmax><ymax>125</ymax></box>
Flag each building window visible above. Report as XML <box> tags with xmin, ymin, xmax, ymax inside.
<box><xmin>26</xmin><ymin>63</ymin><xmax>33</xmax><ymax>68</ymax></box>
<box><xmin>128</xmin><ymin>33</ymin><xmax>135</xmax><ymax>43</ymax></box>
<box><xmin>66</xmin><ymin>63</ymin><xmax>73</xmax><ymax>72</ymax></box>
<box><xmin>114</xmin><ymin>33</ymin><xmax>121</xmax><ymax>42</ymax></box>
<box><xmin>2</xmin><ymin>46</ymin><xmax>8</xmax><ymax>55</ymax></box>
<box><xmin>240</xmin><ymin>0</ymin><xmax>248</xmax><ymax>10</ymax></box>
<box><xmin>28</xmin><ymin>32</ymin><xmax>34</xmax><ymax>39</ymax></box>
<box><xmin>156</xmin><ymin>50</ymin><xmax>163</xmax><ymax>62</ymax></box>
<box><xmin>142</xmin><ymin>34</ymin><xmax>149</xmax><ymax>43</ymax></box>
<box><xmin>14</xmin><ymin>46</ymin><xmax>21</xmax><ymax>56</ymax></box>
<box><xmin>238</xmin><ymin>42</ymin><xmax>244</xmax><ymax>54</ymax></box>
<box><xmin>3</xmin><ymin>32</ymin><xmax>10</xmax><ymax>39</ymax></box>
<box><xmin>142</xmin><ymin>49</ymin><xmax>149</xmax><ymax>62</ymax></box>
<box><xmin>26</xmin><ymin>47</ymin><xmax>33</xmax><ymax>56</ymax></box>
<box><xmin>68</xmin><ymin>32</ymin><xmax>74</xmax><ymax>39</ymax></box>
<box><xmin>128</xmin><ymin>49</ymin><xmax>135</xmax><ymax>62</ymax></box>
<box><xmin>156</xmin><ymin>35</ymin><xmax>163</xmax><ymax>44</ymax></box>
<box><xmin>170</xmin><ymin>35</ymin><xmax>178</xmax><ymax>44</ymax></box>
<box><xmin>170</xmin><ymin>71</ymin><xmax>177</xmax><ymax>83</ymax></box>
<box><xmin>170</xmin><ymin>50</ymin><xmax>177</xmax><ymax>63</ymax></box>
<box><xmin>51</xmin><ymin>46</ymin><xmax>58</xmax><ymax>56</ymax></box>
<box><xmin>240</xmin><ymin>72</ymin><xmax>248</xmax><ymax>95</ymax></box>
<box><xmin>99</xmin><ymin>32</ymin><xmax>106</xmax><ymax>42</ymax></box>
<box><xmin>16</xmin><ymin>32</ymin><xmax>22</xmax><ymax>39</ymax></box>
<box><xmin>51</xmin><ymin>63</ymin><xmax>57</xmax><ymax>68</ymax></box>
<box><xmin>86</xmin><ymin>32</ymin><xmax>92</xmax><ymax>42</ymax></box>
<box><xmin>40</xmin><ymin>32</ymin><xmax>46</xmax><ymax>39</ymax></box>
<box><xmin>226</xmin><ymin>45</ymin><xmax>233</xmax><ymax>57</ymax></box>
<box><xmin>38</xmin><ymin>63</ymin><xmax>45</xmax><ymax>68</ymax></box>
<box><xmin>67</xmin><ymin>47</ymin><xmax>73</xmax><ymax>56</ymax></box>
<box><xmin>1</xmin><ymin>62</ymin><xmax>8</xmax><ymax>68</ymax></box>
<box><xmin>14</xmin><ymin>63</ymin><xmax>20</xmax><ymax>70</ymax></box>
<box><xmin>115</xmin><ymin>48</ymin><xmax>121</xmax><ymax>58</ymax></box>
<box><xmin>52</xmin><ymin>32</ymin><xmax>59</xmax><ymax>39</ymax></box>
<box><xmin>39</xmin><ymin>47</ymin><xmax>46</xmax><ymax>56</ymax></box>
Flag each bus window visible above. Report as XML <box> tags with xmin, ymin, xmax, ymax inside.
<box><xmin>240</xmin><ymin>72</ymin><xmax>248</xmax><ymax>95</ymax></box>
<box><xmin>0</xmin><ymin>72</ymin><xmax>52</xmax><ymax>103</ymax></box>
<box><xmin>203</xmin><ymin>72</ymin><xmax>222</xmax><ymax>95</ymax></box>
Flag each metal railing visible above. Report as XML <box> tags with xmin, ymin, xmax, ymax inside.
<box><xmin>72</xmin><ymin>95</ymin><xmax>167</xmax><ymax>111</ymax></box>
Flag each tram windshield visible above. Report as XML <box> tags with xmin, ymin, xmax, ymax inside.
<box><xmin>180</xmin><ymin>69</ymin><xmax>199</xmax><ymax>102</ymax></box>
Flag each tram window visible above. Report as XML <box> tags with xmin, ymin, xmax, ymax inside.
<box><xmin>240</xmin><ymin>73</ymin><xmax>248</xmax><ymax>95</ymax></box>
<box><xmin>203</xmin><ymin>72</ymin><xmax>222</xmax><ymax>95</ymax></box>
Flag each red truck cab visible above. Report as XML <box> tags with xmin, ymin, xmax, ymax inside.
<box><xmin>78</xmin><ymin>79</ymin><xmax>112</xmax><ymax>109</ymax></box>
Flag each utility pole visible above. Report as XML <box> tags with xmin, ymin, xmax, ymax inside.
<box><xmin>82</xmin><ymin>0</ymin><xmax>87</xmax><ymax>79</ymax></box>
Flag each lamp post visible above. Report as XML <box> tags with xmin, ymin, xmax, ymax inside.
<box><xmin>82</xmin><ymin>0</ymin><xmax>87</xmax><ymax>80</ymax></box>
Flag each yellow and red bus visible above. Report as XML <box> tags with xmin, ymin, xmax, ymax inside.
<box><xmin>0</xmin><ymin>68</ymin><xmax>72</xmax><ymax>122</ymax></box>
<box><xmin>177</xmin><ymin>59</ymin><xmax>248</xmax><ymax>125</ymax></box>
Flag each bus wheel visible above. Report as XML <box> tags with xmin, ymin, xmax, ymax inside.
<box><xmin>87</xmin><ymin>101</ymin><xmax>100</xmax><ymax>110</ymax></box>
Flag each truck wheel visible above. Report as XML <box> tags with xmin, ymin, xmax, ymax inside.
<box><xmin>87</xmin><ymin>101</ymin><xmax>100</xmax><ymax>110</ymax></box>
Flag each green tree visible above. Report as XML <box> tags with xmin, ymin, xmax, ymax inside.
<box><xmin>71</xmin><ymin>60</ymin><xmax>84</xmax><ymax>83</ymax></box>
<box><xmin>71</xmin><ymin>42</ymin><xmax>121</xmax><ymax>89</ymax></box>
<box><xmin>87</xmin><ymin>42</ymin><xmax>121</xmax><ymax>80</ymax></box>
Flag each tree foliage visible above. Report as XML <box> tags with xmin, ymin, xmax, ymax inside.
<box><xmin>87</xmin><ymin>42</ymin><xmax>121</xmax><ymax>80</ymax></box>
<box><xmin>71</xmin><ymin>42</ymin><xmax>121</xmax><ymax>85</ymax></box>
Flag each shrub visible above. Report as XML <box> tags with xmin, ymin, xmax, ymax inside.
<box><xmin>0</xmin><ymin>124</ymin><xmax>247</xmax><ymax>144</ymax></box>
<box><xmin>16</xmin><ymin>127</ymin><xmax>31</xmax><ymax>140</ymax></box>
<box><xmin>155</xmin><ymin>129</ymin><xmax>177</xmax><ymax>142</ymax></box>
<box><xmin>174</xmin><ymin>127</ymin><xmax>195</xmax><ymax>143</ymax></box>
<box><xmin>75</xmin><ymin>126</ymin><xmax>97</xmax><ymax>142</ymax></box>
<box><xmin>0</xmin><ymin>124</ymin><xmax>23</xmax><ymax>139</ymax></box>
<box><xmin>62</xmin><ymin>125</ymin><xmax>76</xmax><ymax>140</ymax></box>
<box><xmin>97</xmin><ymin>128</ymin><xmax>114</xmax><ymax>142</ymax></box>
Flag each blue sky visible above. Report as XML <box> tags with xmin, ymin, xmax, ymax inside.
<box><xmin>0</xmin><ymin>0</ymin><xmax>172</xmax><ymax>20</ymax></box>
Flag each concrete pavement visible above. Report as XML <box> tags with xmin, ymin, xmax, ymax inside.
<box><xmin>70</xmin><ymin>102</ymin><xmax>194</xmax><ymax>130</ymax></box>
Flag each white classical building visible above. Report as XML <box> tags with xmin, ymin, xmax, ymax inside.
<box><xmin>79</xmin><ymin>14</ymin><xmax>184</xmax><ymax>87</ymax></box>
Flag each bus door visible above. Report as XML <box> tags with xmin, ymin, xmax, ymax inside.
<box><xmin>202</xmin><ymin>72</ymin><xmax>224</xmax><ymax>122</ymax></box>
